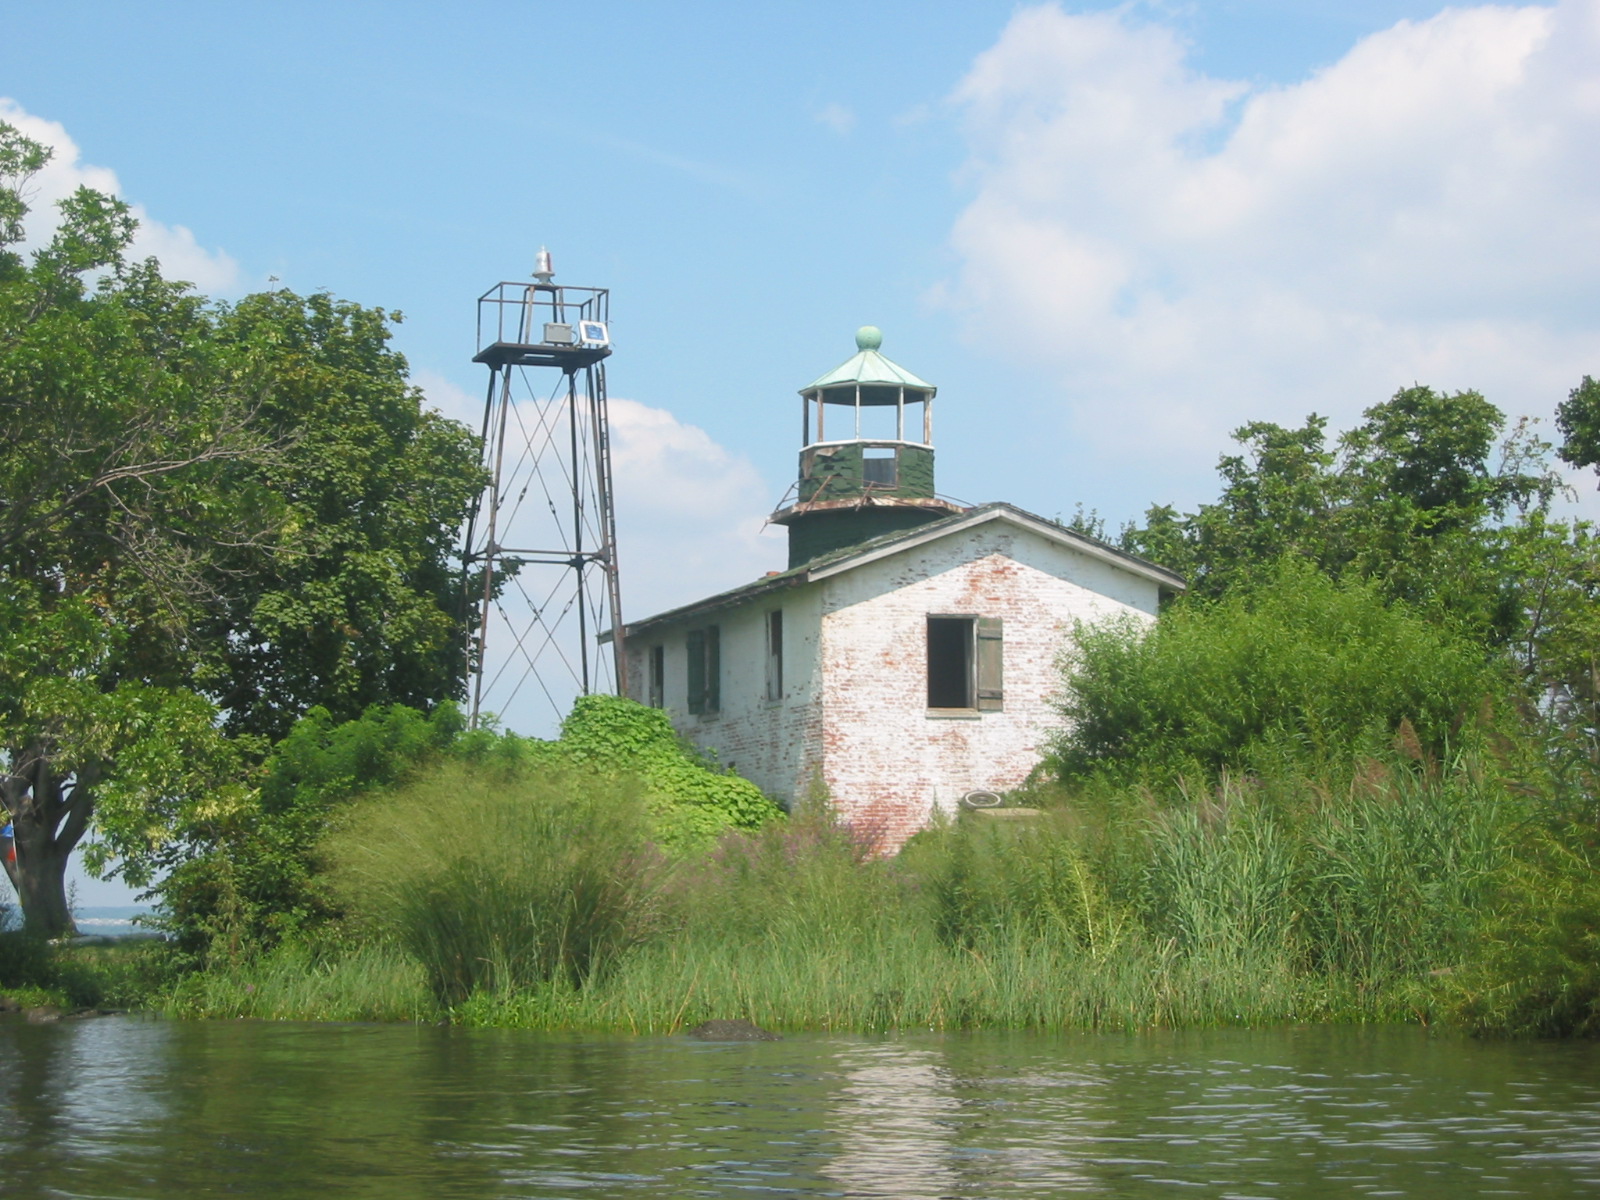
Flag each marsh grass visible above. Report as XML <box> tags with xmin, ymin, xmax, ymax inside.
<box><xmin>1445</xmin><ymin>817</ymin><xmax>1600</xmax><ymax>1037</ymax></box>
<box><xmin>164</xmin><ymin>750</ymin><xmax>1517</xmax><ymax>1034</ymax></box>
<box><xmin>322</xmin><ymin>761</ymin><xmax>668</xmax><ymax>1005</ymax></box>
<box><xmin>163</xmin><ymin>941</ymin><xmax>435</xmax><ymax>1022</ymax></box>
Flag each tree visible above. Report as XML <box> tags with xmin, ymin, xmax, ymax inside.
<box><xmin>1120</xmin><ymin>387</ymin><xmax>1558</xmax><ymax>635</ymax></box>
<box><xmin>199</xmin><ymin>289</ymin><xmax>485</xmax><ymax>743</ymax></box>
<box><xmin>1556</xmin><ymin>375</ymin><xmax>1600</xmax><ymax>482</ymax></box>
<box><xmin>0</xmin><ymin>123</ymin><xmax>269</xmax><ymax>934</ymax></box>
<box><xmin>0</xmin><ymin>120</ymin><xmax>485</xmax><ymax>934</ymax></box>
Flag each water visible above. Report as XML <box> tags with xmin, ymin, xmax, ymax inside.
<box><xmin>1</xmin><ymin>1020</ymin><xmax>1597</xmax><ymax>1198</ymax></box>
<box><xmin>71</xmin><ymin>905</ymin><xmax>156</xmax><ymax>937</ymax></box>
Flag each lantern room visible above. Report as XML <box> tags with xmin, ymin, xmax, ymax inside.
<box><xmin>772</xmin><ymin>326</ymin><xmax>964</xmax><ymax>567</ymax></box>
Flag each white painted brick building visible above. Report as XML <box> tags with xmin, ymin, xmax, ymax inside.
<box><xmin>618</xmin><ymin>329</ymin><xmax>1184</xmax><ymax>849</ymax></box>
<box><xmin>621</xmin><ymin>504</ymin><xmax>1182</xmax><ymax>849</ymax></box>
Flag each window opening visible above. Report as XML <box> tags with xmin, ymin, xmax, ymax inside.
<box><xmin>926</xmin><ymin>617</ymin><xmax>973</xmax><ymax>709</ymax></box>
<box><xmin>765</xmin><ymin>610</ymin><xmax>784</xmax><ymax>702</ymax></box>
<box><xmin>687</xmin><ymin>626</ymin><xmax>721</xmax><ymax>715</ymax></box>
<box><xmin>927</xmin><ymin>615</ymin><xmax>1004</xmax><ymax>711</ymax></box>
<box><xmin>862</xmin><ymin>448</ymin><xmax>897</xmax><ymax>487</ymax></box>
<box><xmin>648</xmin><ymin>644</ymin><xmax>664</xmax><ymax>708</ymax></box>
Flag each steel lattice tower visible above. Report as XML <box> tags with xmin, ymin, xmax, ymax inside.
<box><xmin>460</xmin><ymin>253</ymin><xmax>625</xmax><ymax>728</ymax></box>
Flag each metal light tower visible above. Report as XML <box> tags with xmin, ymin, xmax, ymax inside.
<box><xmin>460</xmin><ymin>250</ymin><xmax>625</xmax><ymax>728</ymax></box>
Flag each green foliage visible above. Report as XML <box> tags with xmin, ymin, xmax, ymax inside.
<box><xmin>1141</xmin><ymin>796</ymin><xmax>1296</xmax><ymax>965</ymax></box>
<box><xmin>163</xmin><ymin>940</ymin><xmax>433</xmax><ymax>1023</ymax></box>
<box><xmin>558</xmin><ymin>695</ymin><xmax>781</xmax><ymax>849</ymax></box>
<box><xmin>1449</xmin><ymin>816</ymin><xmax>1600</xmax><ymax>1037</ymax></box>
<box><xmin>0</xmin><ymin>926</ymin><xmax>51</xmax><ymax>991</ymax></box>
<box><xmin>1121</xmin><ymin>388</ymin><xmax>1558</xmax><ymax>628</ymax></box>
<box><xmin>1053</xmin><ymin>562</ymin><xmax>1507</xmax><ymax>784</ymax></box>
<box><xmin>157</xmin><ymin>696</ymin><xmax>781</xmax><ymax>959</ymax></box>
<box><xmin>323</xmin><ymin>762</ymin><xmax>668</xmax><ymax>1004</ymax></box>
<box><xmin>205</xmin><ymin>289</ymin><xmax>486</xmax><ymax>743</ymax></box>
<box><xmin>905</xmin><ymin>813</ymin><xmax>1131</xmax><ymax>959</ymax></box>
<box><xmin>1556</xmin><ymin>375</ymin><xmax>1600</xmax><ymax>481</ymax></box>
<box><xmin>156</xmin><ymin>702</ymin><xmax>462</xmax><ymax>957</ymax></box>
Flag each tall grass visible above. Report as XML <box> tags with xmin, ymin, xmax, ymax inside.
<box><xmin>164</xmin><ymin>751</ymin><xmax>1514</xmax><ymax>1033</ymax></box>
<box><xmin>1446</xmin><ymin>816</ymin><xmax>1600</xmax><ymax>1037</ymax></box>
<box><xmin>145</xmin><ymin>702</ymin><xmax>1542</xmax><ymax>1036</ymax></box>
<box><xmin>163</xmin><ymin>941</ymin><xmax>435</xmax><ymax>1022</ymax></box>
<box><xmin>322</xmin><ymin>761</ymin><xmax>668</xmax><ymax>1004</ymax></box>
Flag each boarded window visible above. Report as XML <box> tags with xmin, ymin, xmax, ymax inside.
<box><xmin>648</xmin><ymin>644</ymin><xmax>665</xmax><ymax>708</ymax></box>
<box><xmin>862</xmin><ymin>447</ymin><xmax>897</xmax><ymax>486</ymax></box>
<box><xmin>687</xmin><ymin>626</ymin><xmax>720</xmax><ymax>715</ymax></box>
<box><xmin>927</xmin><ymin>615</ymin><xmax>1003</xmax><ymax>711</ymax></box>
<box><xmin>765</xmin><ymin>610</ymin><xmax>784</xmax><ymax>702</ymax></box>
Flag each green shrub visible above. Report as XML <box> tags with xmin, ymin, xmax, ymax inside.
<box><xmin>156</xmin><ymin>696</ymin><xmax>780</xmax><ymax>962</ymax></box>
<box><xmin>0</xmin><ymin>926</ymin><xmax>51</xmax><ymax>991</ymax></box>
<box><xmin>1054</xmin><ymin>560</ymin><xmax>1508</xmax><ymax>784</ymax></box>
<box><xmin>559</xmin><ymin>694</ymin><xmax>780</xmax><ymax>849</ymax></box>
<box><xmin>157</xmin><ymin>701</ymin><xmax>464</xmax><ymax>958</ymax></box>
<box><xmin>1449</xmin><ymin>817</ymin><xmax>1600</xmax><ymax>1036</ymax></box>
<box><xmin>323</xmin><ymin>761</ymin><xmax>669</xmax><ymax>1004</ymax></box>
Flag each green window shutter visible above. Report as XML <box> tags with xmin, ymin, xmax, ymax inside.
<box><xmin>976</xmin><ymin>616</ymin><xmax>1004</xmax><ymax>711</ymax></box>
<box><xmin>706</xmin><ymin>625</ymin><xmax>721</xmax><ymax>713</ymax></box>
<box><xmin>687</xmin><ymin>629</ymin><xmax>706</xmax><ymax>714</ymax></box>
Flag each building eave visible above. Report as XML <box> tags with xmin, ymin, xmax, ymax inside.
<box><xmin>618</xmin><ymin>569</ymin><xmax>815</xmax><ymax>641</ymax></box>
<box><xmin>618</xmin><ymin>500</ymin><xmax>1185</xmax><ymax>641</ymax></box>
<box><xmin>806</xmin><ymin>502</ymin><xmax>1187</xmax><ymax>593</ymax></box>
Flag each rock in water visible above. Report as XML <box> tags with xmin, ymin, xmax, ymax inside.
<box><xmin>686</xmin><ymin>1019</ymin><xmax>780</xmax><ymax>1041</ymax></box>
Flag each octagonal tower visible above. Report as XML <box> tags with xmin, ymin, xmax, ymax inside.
<box><xmin>770</xmin><ymin>327</ymin><xmax>964</xmax><ymax>568</ymax></box>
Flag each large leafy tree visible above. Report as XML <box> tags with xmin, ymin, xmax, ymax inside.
<box><xmin>0</xmin><ymin>121</ymin><xmax>484</xmax><ymax>934</ymax></box>
<box><xmin>1123</xmin><ymin>387</ymin><xmax>1556</xmax><ymax>625</ymax></box>
<box><xmin>202</xmin><ymin>289</ymin><xmax>483</xmax><ymax>744</ymax></box>
<box><xmin>0</xmin><ymin>124</ymin><xmax>264</xmax><ymax>933</ymax></box>
<box><xmin>1118</xmin><ymin>382</ymin><xmax>1599</xmax><ymax>773</ymax></box>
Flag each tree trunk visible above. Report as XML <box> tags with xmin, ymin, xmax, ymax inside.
<box><xmin>6</xmin><ymin>827</ymin><xmax>74</xmax><ymax>936</ymax></box>
<box><xmin>1</xmin><ymin>754</ymin><xmax>94</xmax><ymax>938</ymax></box>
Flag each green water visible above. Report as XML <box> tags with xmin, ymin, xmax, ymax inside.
<box><xmin>2</xmin><ymin>1019</ymin><xmax>1598</xmax><ymax>1198</ymax></box>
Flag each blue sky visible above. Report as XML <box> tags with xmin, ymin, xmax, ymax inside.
<box><xmin>4</xmin><ymin>0</ymin><xmax>1598</xmax><ymax>903</ymax></box>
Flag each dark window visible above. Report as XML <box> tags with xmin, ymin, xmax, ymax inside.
<box><xmin>927</xmin><ymin>615</ymin><xmax>1003</xmax><ymax>711</ymax></box>
<box><xmin>927</xmin><ymin>617</ymin><xmax>972</xmax><ymax>708</ymax></box>
<box><xmin>648</xmin><ymin>644</ymin><xmax>665</xmax><ymax>708</ymax></box>
<box><xmin>687</xmin><ymin>625</ymin><xmax>720</xmax><ymax>715</ymax></box>
<box><xmin>765</xmin><ymin>610</ymin><xmax>783</xmax><ymax>702</ymax></box>
<box><xmin>863</xmin><ymin>447</ymin><xmax>897</xmax><ymax>486</ymax></box>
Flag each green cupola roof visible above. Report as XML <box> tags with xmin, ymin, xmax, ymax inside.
<box><xmin>804</xmin><ymin>326</ymin><xmax>935</xmax><ymax>399</ymax></box>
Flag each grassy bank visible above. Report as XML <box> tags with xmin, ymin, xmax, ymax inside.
<box><xmin>144</xmin><ymin>750</ymin><xmax>1521</xmax><ymax>1034</ymax></box>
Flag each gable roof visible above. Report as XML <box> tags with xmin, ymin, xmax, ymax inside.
<box><xmin>618</xmin><ymin>502</ymin><xmax>1186</xmax><ymax>640</ymax></box>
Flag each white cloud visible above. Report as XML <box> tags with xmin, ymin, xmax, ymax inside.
<box><xmin>607</xmin><ymin>397</ymin><xmax>784</xmax><ymax>616</ymax></box>
<box><xmin>817</xmin><ymin>102</ymin><xmax>858</xmax><ymax>135</ymax></box>
<box><xmin>943</xmin><ymin>2</ymin><xmax>1600</xmax><ymax>502</ymax></box>
<box><xmin>414</xmin><ymin>368</ymin><xmax>484</xmax><ymax>431</ymax></box>
<box><xmin>0</xmin><ymin>99</ymin><xmax>240</xmax><ymax>293</ymax></box>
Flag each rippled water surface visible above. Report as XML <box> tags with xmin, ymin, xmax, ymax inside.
<box><xmin>2</xmin><ymin>1019</ymin><xmax>1598</xmax><ymax>1198</ymax></box>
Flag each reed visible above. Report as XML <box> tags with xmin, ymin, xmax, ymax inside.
<box><xmin>321</xmin><ymin>761</ymin><xmax>669</xmax><ymax>1004</ymax></box>
<box><xmin>163</xmin><ymin>749</ymin><xmax>1522</xmax><ymax>1034</ymax></box>
<box><xmin>162</xmin><ymin>941</ymin><xmax>435</xmax><ymax>1022</ymax></box>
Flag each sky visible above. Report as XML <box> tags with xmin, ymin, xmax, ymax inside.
<box><xmin>4</xmin><ymin>0</ymin><xmax>1599</xmax><ymax>903</ymax></box>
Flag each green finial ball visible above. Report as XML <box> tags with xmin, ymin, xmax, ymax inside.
<box><xmin>855</xmin><ymin>325</ymin><xmax>883</xmax><ymax>351</ymax></box>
